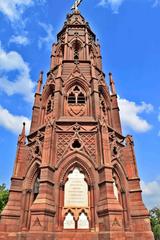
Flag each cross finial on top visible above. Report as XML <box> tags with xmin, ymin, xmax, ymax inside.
<box><xmin>71</xmin><ymin>0</ymin><xmax>83</xmax><ymax>12</ymax></box>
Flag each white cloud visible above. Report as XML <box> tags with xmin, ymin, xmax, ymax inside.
<box><xmin>141</xmin><ymin>179</ymin><xmax>160</xmax><ymax>209</ymax></box>
<box><xmin>153</xmin><ymin>0</ymin><xmax>160</xmax><ymax>7</ymax></box>
<box><xmin>0</xmin><ymin>105</ymin><xmax>31</xmax><ymax>134</ymax></box>
<box><xmin>0</xmin><ymin>42</ymin><xmax>35</xmax><ymax>102</ymax></box>
<box><xmin>38</xmin><ymin>22</ymin><xmax>54</xmax><ymax>49</ymax></box>
<box><xmin>98</xmin><ymin>0</ymin><xmax>160</xmax><ymax>12</ymax></box>
<box><xmin>118</xmin><ymin>97</ymin><xmax>153</xmax><ymax>133</ymax></box>
<box><xmin>0</xmin><ymin>0</ymin><xmax>46</xmax><ymax>23</ymax></box>
<box><xmin>0</xmin><ymin>0</ymin><xmax>33</xmax><ymax>22</ymax></box>
<box><xmin>9</xmin><ymin>35</ymin><xmax>30</xmax><ymax>46</ymax></box>
<box><xmin>99</xmin><ymin>0</ymin><xmax>125</xmax><ymax>13</ymax></box>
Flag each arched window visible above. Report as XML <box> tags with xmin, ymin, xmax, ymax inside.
<box><xmin>67</xmin><ymin>85</ymin><xmax>86</xmax><ymax>105</ymax></box>
<box><xmin>46</xmin><ymin>92</ymin><xmax>54</xmax><ymax>114</ymax></box>
<box><xmin>74</xmin><ymin>48</ymin><xmax>79</xmax><ymax>61</ymax></box>
<box><xmin>68</xmin><ymin>92</ymin><xmax>76</xmax><ymax>104</ymax></box>
<box><xmin>113</xmin><ymin>178</ymin><xmax>119</xmax><ymax>200</ymax></box>
<box><xmin>47</xmin><ymin>100</ymin><xmax>52</xmax><ymax>113</ymax></box>
<box><xmin>72</xmin><ymin>40</ymin><xmax>81</xmax><ymax>63</ymax></box>
<box><xmin>112</xmin><ymin>171</ymin><xmax>122</xmax><ymax>204</ymax></box>
<box><xmin>64</xmin><ymin>212</ymin><xmax>75</xmax><ymax>229</ymax></box>
<box><xmin>77</xmin><ymin>92</ymin><xmax>85</xmax><ymax>104</ymax></box>
<box><xmin>33</xmin><ymin>173</ymin><xmax>40</xmax><ymax>201</ymax></box>
<box><xmin>112</xmin><ymin>169</ymin><xmax>129</xmax><ymax>230</ymax></box>
<box><xmin>77</xmin><ymin>212</ymin><xmax>89</xmax><ymax>229</ymax></box>
<box><xmin>101</xmin><ymin>100</ymin><xmax>106</xmax><ymax>114</ymax></box>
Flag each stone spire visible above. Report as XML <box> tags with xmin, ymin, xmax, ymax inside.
<box><xmin>18</xmin><ymin>122</ymin><xmax>26</xmax><ymax>145</ymax></box>
<box><xmin>36</xmin><ymin>71</ymin><xmax>43</xmax><ymax>94</ymax></box>
<box><xmin>109</xmin><ymin>72</ymin><xmax>116</xmax><ymax>95</ymax></box>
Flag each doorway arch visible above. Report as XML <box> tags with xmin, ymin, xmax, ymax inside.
<box><xmin>57</xmin><ymin>156</ymin><xmax>96</xmax><ymax>231</ymax></box>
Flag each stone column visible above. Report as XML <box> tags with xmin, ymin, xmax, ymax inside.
<box><xmin>97</xmin><ymin>123</ymin><xmax>125</xmax><ymax>239</ymax></box>
<box><xmin>30</xmin><ymin>123</ymin><xmax>56</xmax><ymax>232</ymax></box>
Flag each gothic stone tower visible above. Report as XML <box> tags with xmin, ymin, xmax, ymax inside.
<box><xmin>0</xmin><ymin>10</ymin><xmax>154</xmax><ymax>240</ymax></box>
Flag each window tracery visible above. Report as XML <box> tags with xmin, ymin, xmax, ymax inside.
<box><xmin>47</xmin><ymin>100</ymin><xmax>52</xmax><ymax>113</ymax></box>
<box><xmin>67</xmin><ymin>85</ymin><xmax>86</xmax><ymax>105</ymax></box>
<box><xmin>101</xmin><ymin>99</ymin><xmax>106</xmax><ymax>114</ymax></box>
<box><xmin>99</xmin><ymin>93</ymin><xmax>107</xmax><ymax>116</ymax></box>
<box><xmin>72</xmin><ymin>40</ymin><xmax>81</xmax><ymax>63</ymax></box>
<box><xmin>77</xmin><ymin>92</ymin><xmax>85</xmax><ymax>104</ymax></box>
<box><xmin>68</xmin><ymin>92</ymin><xmax>76</xmax><ymax>104</ymax></box>
<box><xmin>46</xmin><ymin>92</ymin><xmax>54</xmax><ymax>114</ymax></box>
<box><xmin>74</xmin><ymin>48</ymin><xmax>79</xmax><ymax>61</ymax></box>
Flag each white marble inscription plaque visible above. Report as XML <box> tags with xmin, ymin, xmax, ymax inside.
<box><xmin>64</xmin><ymin>168</ymin><xmax>88</xmax><ymax>207</ymax></box>
<box><xmin>64</xmin><ymin>212</ymin><xmax>75</xmax><ymax>229</ymax></box>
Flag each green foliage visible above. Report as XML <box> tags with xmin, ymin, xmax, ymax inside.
<box><xmin>0</xmin><ymin>184</ymin><xmax>9</xmax><ymax>213</ymax></box>
<box><xmin>150</xmin><ymin>207</ymin><xmax>160</xmax><ymax>240</ymax></box>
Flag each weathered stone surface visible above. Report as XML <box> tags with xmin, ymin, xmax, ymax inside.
<box><xmin>0</xmin><ymin>9</ymin><xmax>154</xmax><ymax>240</ymax></box>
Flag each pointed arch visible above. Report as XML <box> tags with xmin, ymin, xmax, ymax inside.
<box><xmin>20</xmin><ymin>159</ymin><xmax>41</xmax><ymax>230</ymax></box>
<box><xmin>63</xmin><ymin>211</ymin><xmax>76</xmax><ymax>229</ymax></box>
<box><xmin>24</xmin><ymin>159</ymin><xmax>41</xmax><ymax>189</ymax></box>
<box><xmin>112</xmin><ymin>160</ymin><xmax>131</xmax><ymax>230</ymax></box>
<box><xmin>41</xmin><ymin>84</ymin><xmax>55</xmax><ymax>108</ymax></box>
<box><xmin>64</xmin><ymin>77</ymin><xmax>90</xmax><ymax>117</ymax></box>
<box><xmin>55</xmin><ymin>153</ymin><xmax>97</xmax><ymax>230</ymax></box>
<box><xmin>55</xmin><ymin>43</ymin><xmax>64</xmax><ymax>58</ymax></box>
<box><xmin>112</xmin><ymin>159</ymin><xmax>129</xmax><ymax>185</ymax></box>
<box><xmin>77</xmin><ymin>211</ymin><xmax>90</xmax><ymax>229</ymax></box>
<box><xmin>69</xmin><ymin>37</ymin><xmax>84</xmax><ymax>61</ymax></box>
<box><xmin>55</xmin><ymin>151</ymin><xmax>98</xmax><ymax>182</ymax></box>
<box><xmin>64</xmin><ymin>77</ymin><xmax>89</xmax><ymax>94</ymax></box>
<box><xmin>69</xmin><ymin>37</ymin><xmax>84</xmax><ymax>49</ymax></box>
<box><xmin>98</xmin><ymin>84</ymin><xmax>110</xmax><ymax>107</ymax></box>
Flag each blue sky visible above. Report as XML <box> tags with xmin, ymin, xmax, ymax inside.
<box><xmin>0</xmin><ymin>0</ymin><xmax>160</xmax><ymax>209</ymax></box>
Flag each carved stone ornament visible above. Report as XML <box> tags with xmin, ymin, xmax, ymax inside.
<box><xmin>125</xmin><ymin>135</ymin><xmax>134</xmax><ymax>146</ymax></box>
<box><xmin>47</xmin><ymin>72</ymin><xmax>55</xmax><ymax>85</ymax></box>
<box><xmin>33</xmin><ymin>217</ymin><xmax>42</xmax><ymax>227</ymax></box>
<box><xmin>68</xmin><ymin>105</ymin><xmax>86</xmax><ymax>117</ymax></box>
<box><xmin>109</xmin><ymin>131</ymin><xmax>120</xmax><ymax>158</ymax></box>
<box><xmin>45</xmin><ymin>116</ymin><xmax>55</xmax><ymax>127</ymax></box>
<box><xmin>112</xmin><ymin>218</ymin><xmax>121</xmax><ymax>227</ymax></box>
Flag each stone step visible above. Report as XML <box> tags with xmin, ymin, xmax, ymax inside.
<box><xmin>0</xmin><ymin>231</ymin><xmax>99</xmax><ymax>240</ymax></box>
<box><xmin>55</xmin><ymin>232</ymin><xmax>99</xmax><ymax>240</ymax></box>
<box><xmin>0</xmin><ymin>233</ymin><xmax>17</xmax><ymax>240</ymax></box>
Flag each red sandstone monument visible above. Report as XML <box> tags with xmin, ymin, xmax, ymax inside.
<box><xmin>0</xmin><ymin>2</ymin><xmax>154</xmax><ymax>240</ymax></box>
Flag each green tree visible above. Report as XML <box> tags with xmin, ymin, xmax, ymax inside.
<box><xmin>150</xmin><ymin>207</ymin><xmax>160</xmax><ymax>240</ymax></box>
<box><xmin>0</xmin><ymin>184</ymin><xmax>9</xmax><ymax>213</ymax></box>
